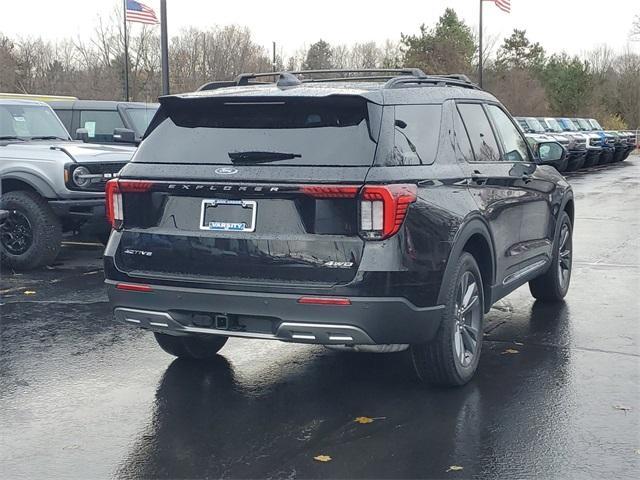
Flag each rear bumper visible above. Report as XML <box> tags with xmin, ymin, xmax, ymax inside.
<box><xmin>106</xmin><ymin>281</ymin><xmax>445</xmax><ymax>345</ymax></box>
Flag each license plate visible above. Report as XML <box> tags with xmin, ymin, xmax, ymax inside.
<box><xmin>200</xmin><ymin>199</ymin><xmax>257</xmax><ymax>232</ymax></box>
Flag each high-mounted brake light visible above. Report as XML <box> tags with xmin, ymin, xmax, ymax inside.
<box><xmin>105</xmin><ymin>179</ymin><xmax>154</xmax><ymax>229</ymax></box>
<box><xmin>360</xmin><ymin>184</ymin><xmax>417</xmax><ymax>240</ymax></box>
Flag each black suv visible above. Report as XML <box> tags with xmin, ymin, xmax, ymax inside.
<box><xmin>104</xmin><ymin>69</ymin><xmax>574</xmax><ymax>386</ymax></box>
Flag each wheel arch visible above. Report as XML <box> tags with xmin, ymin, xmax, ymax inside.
<box><xmin>1</xmin><ymin>173</ymin><xmax>57</xmax><ymax>199</ymax></box>
<box><xmin>437</xmin><ymin>217</ymin><xmax>496</xmax><ymax>313</ymax></box>
<box><xmin>562</xmin><ymin>196</ymin><xmax>575</xmax><ymax>226</ymax></box>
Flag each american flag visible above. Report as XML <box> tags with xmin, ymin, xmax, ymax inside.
<box><xmin>126</xmin><ymin>0</ymin><xmax>160</xmax><ymax>24</ymax></box>
<box><xmin>490</xmin><ymin>0</ymin><xmax>511</xmax><ymax>13</ymax></box>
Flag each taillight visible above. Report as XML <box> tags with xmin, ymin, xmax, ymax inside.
<box><xmin>360</xmin><ymin>184</ymin><xmax>417</xmax><ymax>240</ymax></box>
<box><xmin>300</xmin><ymin>185</ymin><xmax>359</xmax><ymax>198</ymax></box>
<box><xmin>105</xmin><ymin>179</ymin><xmax>154</xmax><ymax>229</ymax></box>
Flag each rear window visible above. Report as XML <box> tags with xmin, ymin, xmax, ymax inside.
<box><xmin>137</xmin><ymin>97</ymin><xmax>380</xmax><ymax>166</ymax></box>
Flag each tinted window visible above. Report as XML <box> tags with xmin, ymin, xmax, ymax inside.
<box><xmin>138</xmin><ymin>97</ymin><xmax>380</xmax><ymax>166</ymax></box>
<box><xmin>126</xmin><ymin>107</ymin><xmax>158</xmax><ymax>136</ymax></box>
<box><xmin>53</xmin><ymin>109</ymin><xmax>72</xmax><ymax>132</ymax></box>
<box><xmin>453</xmin><ymin>110</ymin><xmax>474</xmax><ymax>163</ymax></box>
<box><xmin>457</xmin><ymin>103</ymin><xmax>500</xmax><ymax>162</ymax></box>
<box><xmin>393</xmin><ymin>104</ymin><xmax>442</xmax><ymax>165</ymax></box>
<box><xmin>486</xmin><ymin>105</ymin><xmax>529</xmax><ymax>162</ymax></box>
<box><xmin>79</xmin><ymin>110</ymin><xmax>125</xmax><ymax>142</ymax></box>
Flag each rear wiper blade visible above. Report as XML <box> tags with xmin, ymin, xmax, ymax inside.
<box><xmin>30</xmin><ymin>136</ymin><xmax>68</xmax><ymax>140</ymax></box>
<box><xmin>0</xmin><ymin>136</ymin><xmax>24</xmax><ymax>141</ymax></box>
<box><xmin>228</xmin><ymin>151</ymin><xmax>302</xmax><ymax>164</ymax></box>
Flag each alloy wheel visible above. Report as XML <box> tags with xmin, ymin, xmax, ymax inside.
<box><xmin>557</xmin><ymin>223</ymin><xmax>572</xmax><ymax>289</ymax></box>
<box><xmin>453</xmin><ymin>270</ymin><xmax>482</xmax><ymax>367</ymax></box>
<box><xmin>0</xmin><ymin>210</ymin><xmax>34</xmax><ymax>255</ymax></box>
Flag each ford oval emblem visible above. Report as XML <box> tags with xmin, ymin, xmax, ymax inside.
<box><xmin>215</xmin><ymin>167</ymin><xmax>238</xmax><ymax>175</ymax></box>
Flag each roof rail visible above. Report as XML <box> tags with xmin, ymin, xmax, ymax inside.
<box><xmin>234</xmin><ymin>68</ymin><xmax>427</xmax><ymax>86</ymax></box>
<box><xmin>195</xmin><ymin>68</ymin><xmax>480</xmax><ymax>92</ymax></box>
<box><xmin>197</xmin><ymin>80</ymin><xmax>241</xmax><ymax>91</ymax></box>
<box><xmin>385</xmin><ymin>74</ymin><xmax>479</xmax><ymax>90</ymax></box>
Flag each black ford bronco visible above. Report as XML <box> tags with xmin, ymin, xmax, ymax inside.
<box><xmin>104</xmin><ymin>69</ymin><xmax>574</xmax><ymax>386</ymax></box>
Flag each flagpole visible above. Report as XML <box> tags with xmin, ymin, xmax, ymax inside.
<box><xmin>160</xmin><ymin>0</ymin><xmax>170</xmax><ymax>95</ymax></box>
<box><xmin>123</xmin><ymin>0</ymin><xmax>130</xmax><ymax>101</ymax></box>
<box><xmin>479</xmin><ymin>0</ymin><xmax>483</xmax><ymax>88</ymax></box>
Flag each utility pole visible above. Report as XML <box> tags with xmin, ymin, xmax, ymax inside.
<box><xmin>160</xmin><ymin>0</ymin><xmax>170</xmax><ymax>95</ymax></box>
<box><xmin>123</xmin><ymin>0</ymin><xmax>130</xmax><ymax>101</ymax></box>
<box><xmin>272</xmin><ymin>41</ymin><xmax>277</xmax><ymax>72</ymax></box>
<box><xmin>479</xmin><ymin>0</ymin><xmax>483</xmax><ymax>88</ymax></box>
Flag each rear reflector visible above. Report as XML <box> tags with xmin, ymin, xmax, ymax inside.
<box><xmin>297</xmin><ymin>296</ymin><xmax>351</xmax><ymax>306</ymax></box>
<box><xmin>115</xmin><ymin>283</ymin><xmax>153</xmax><ymax>293</ymax></box>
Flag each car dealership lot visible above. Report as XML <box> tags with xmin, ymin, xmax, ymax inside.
<box><xmin>1</xmin><ymin>157</ymin><xmax>639</xmax><ymax>479</ymax></box>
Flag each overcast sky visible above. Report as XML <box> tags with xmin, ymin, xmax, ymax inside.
<box><xmin>1</xmin><ymin>0</ymin><xmax>638</xmax><ymax>58</ymax></box>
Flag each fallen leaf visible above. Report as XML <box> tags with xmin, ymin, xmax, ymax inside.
<box><xmin>613</xmin><ymin>404</ymin><xmax>632</xmax><ymax>412</ymax></box>
<box><xmin>514</xmin><ymin>341</ymin><xmax>524</xmax><ymax>346</ymax></box>
<box><xmin>636</xmin><ymin>449</ymin><xmax>640</xmax><ymax>455</ymax></box>
<box><xmin>446</xmin><ymin>465</ymin><xmax>464</xmax><ymax>472</ymax></box>
<box><xmin>355</xmin><ymin>416</ymin><xmax>374</xmax><ymax>424</ymax></box>
<box><xmin>502</xmin><ymin>348</ymin><xmax>519</xmax><ymax>354</ymax></box>
<box><xmin>313</xmin><ymin>455</ymin><xmax>332</xmax><ymax>462</ymax></box>
<box><xmin>23</xmin><ymin>290</ymin><xmax>36</xmax><ymax>295</ymax></box>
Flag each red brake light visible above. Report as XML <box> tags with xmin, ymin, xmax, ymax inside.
<box><xmin>360</xmin><ymin>184</ymin><xmax>417</xmax><ymax>240</ymax></box>
<box><xmin>297</xmin><ymin>296</ymin><xmax>351</xmax><ymax>306</ymax></box>
<box><xmin>105</xmin><ymin>180</ymin><xmax>153</xmax><ymax>229</ymax></box>
<box><xmin>300</xmin><ymin>185</ymin><xmax>359</xmax><ymax>198</ymax></box>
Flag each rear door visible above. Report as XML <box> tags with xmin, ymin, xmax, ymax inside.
<box><xmin>455</xmin><ymin>102</ymin><xmax>547</xmax><ymax>286</ymax></box>
<box><xmin>113</xmin><ymin>96</ymin><xmax>380</xmax><ymax>289</ymax></box>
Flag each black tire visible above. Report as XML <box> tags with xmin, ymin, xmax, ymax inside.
<box><xmin>0</xmin><ymin>190</ymin><xmax>62</xmax><ymax>270</ymax></box>
<box><xmin>154</xmin><ymin>332</ymin><xmax>228</xmax><ymax>360</ymax></box>
<box><xmin>529</xmin><ymin>211</ymin><xmax>572</xmax><ymax>301</ymax></box>
<box><xmin>411</xmin><ymin>252</ymin><xmax>484</xmax><ymax>387</ymax></box>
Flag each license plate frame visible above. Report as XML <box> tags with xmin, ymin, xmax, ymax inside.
<box><xmin>199</xmin><ymin>199</ymin><xmax>257</xmax><ymax>232</ymax></box>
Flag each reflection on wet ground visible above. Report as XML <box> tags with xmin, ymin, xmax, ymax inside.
<box><xmin>1</xmin><ymin>159</ymin><xmax>639</xmax><ymax>479</ymax></box>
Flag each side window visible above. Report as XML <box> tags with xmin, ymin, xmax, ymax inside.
<box><xmin>453</xmin><ymin>110</ymin><xmax>475</xmax><ymax>163</ymax></box>
<box><xmin>457</xmin><ymin>103</ymin><xmax>500</xmax><ymax>162</ymax></box>
<box><xmin>486</xmin><ymin>105</ymin><xmax>530</xmax><ymax>162</ymax></box>
<box><xmin>79</xmin><ymin>110</ymin><xmax>125</xmax><ymax>143</ymax></box>
<box><xmin>393</xmin><ymin>104</ymin><xmax>442</xmax><ymax>165</ymax></box>
<box><xmin>54</xmin><ymin>109</ymin><xmax>72</xmax><ymax>133</ymax></box>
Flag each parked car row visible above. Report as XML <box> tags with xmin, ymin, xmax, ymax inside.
<box><xmin>516</xmin><ymin>116</ymin><xmax>637</xmax><ymax>172</ymax></box>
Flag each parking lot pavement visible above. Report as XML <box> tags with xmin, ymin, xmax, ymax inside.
<box><xmin>1</xmin><ymin>157</ymin><xmax>639</xmax><ymax>479</ymax></box>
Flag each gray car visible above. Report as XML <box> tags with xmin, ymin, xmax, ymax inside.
<box><xmin>0</xmin><ymin>99</ymin><xmax>135</xmax><ymax>270</ymax></box>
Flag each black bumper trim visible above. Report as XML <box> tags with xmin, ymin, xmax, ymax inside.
<box><xmin>106</xmin><ymin>281</ymin><xmax>445</xmax><ymax>345</ymax></box>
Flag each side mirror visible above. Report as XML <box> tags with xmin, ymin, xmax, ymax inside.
<box><xmin>76</xmin><ymin>128</ymin><xmax>89</xmax><ymax>143</ymax></box>
<box><xmin>113</xmin><ymin>128</ymin><xmax>136</xmax><ymax>143</ymax></box>
<box><xmin>535</xmin><ymin>141</ymin><xmax>566</xmax><ymax>164</ymax></box>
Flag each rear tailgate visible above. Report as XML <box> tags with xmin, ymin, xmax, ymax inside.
<box><xmin>111</xmin><ymin>95</ymin><xmax>382</xmax><ymax>288</ymax></box>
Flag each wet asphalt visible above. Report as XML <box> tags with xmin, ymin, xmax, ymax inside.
<box><xmin>1</xmin><ymin>158</ymin><xmax>639</xmax><ymax>480</ymax></box>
